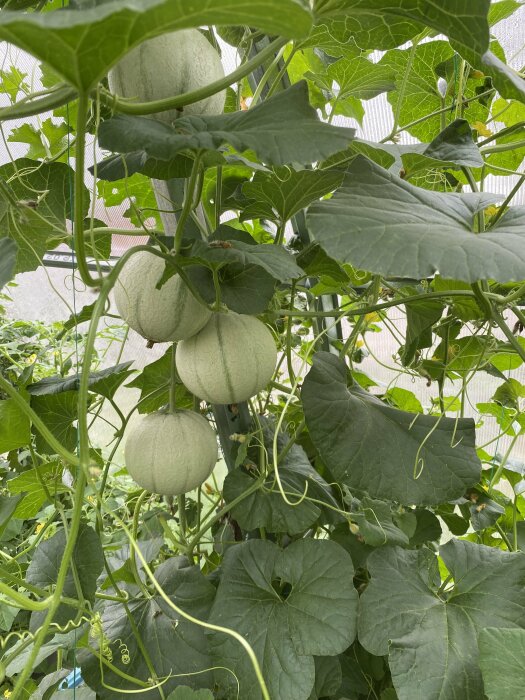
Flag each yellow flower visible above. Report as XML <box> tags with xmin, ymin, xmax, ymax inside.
<box><xmin>472</xmin><ymin>121</ymin><xmax>492</xmax><ymax>137</ymax></box>
<box><xmin>4</xmin><ymin>690</ymin><xmax>12</xmax><ymax>698</ymax></box>
<box><xmin>485</xmin><ymin>205</ymin><xmax>499</xmax><ymax>218</ymax></box>
<box><xmin>35</xmin><ymin>522</ymin><xmax>45</xmax><ymax>535</ymax></box>
<box><xmin>26</xmin><ymin>353</ymin><xmax>37</xmax><ymax>365</ymax></box>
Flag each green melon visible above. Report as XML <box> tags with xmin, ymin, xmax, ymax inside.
<box><xmin>124</xmin><ymin>411</ymin><xmax>218</xmax><ymax>496</ymax></box>
<box><xmin>114</xmin><ymin>250</ymin><xmax>211</xmax><ymax>343</ymax></box>
<box><xmin>108</xmin><ymin>29</ymin><xmax>226</xmax><ymax>122</ymax></box>
<box><xmin>176</xmin><ymin>312</ymin><xmax>278</xmax><ymax>404</ymax></box>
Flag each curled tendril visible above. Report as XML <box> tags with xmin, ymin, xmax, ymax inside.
<box><xmin>113</xmin><ymin>639</ymin><xmax>131</xmax><ymax>665</ymax></box>
<box><xmin>90</xmin><ymin>612</ymin><xmax>112</xmax><ymax>662</ymax></box>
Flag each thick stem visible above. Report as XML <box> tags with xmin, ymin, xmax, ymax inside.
<box><xmin>173</xmin><ymin>153</ymin><xmax>203</xmax><ymax>254</ymax></box>
<box><xmin>169</xmin><ymin>342</ymin><xmax>178</xmax><ymax>413</ymax></box>
<box><xmin>73</xmin><ymin>92</ymin><xmax>103</xmax><ymax>288</ymax></box>
<box><xmin>0</xmin><ymin>86</ymin><xmax>77</xmax><ymax>121</ymax></box>
<box><xmin>129</xmin><ymin>490</ymin><xmax>151</xmax><ymax>598</ymax></box>
<box><xmin>177</xmin><ymin>494</ymin><xmax>188</xmax><ymax>546</ymax></box>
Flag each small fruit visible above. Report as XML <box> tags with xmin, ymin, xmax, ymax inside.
<box><xmin>124</xmin><ymin>411</ymin><xmax>218</xmax><ymax>496</ymax></box>
<box><xmin>176</xmin><ymin>312</ymin><xmax>277</xmax><ymax>404</ymax></box>
<box><xmin>113</xmin><ymin>250</ymin><xmax>211</xmax><ymax>343</ymax></box>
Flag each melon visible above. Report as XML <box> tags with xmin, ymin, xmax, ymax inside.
<box><xmin>114</xmin><ymin>250</ymin><xmax>211</xmax><ymax>343</ymax></box>
<box><xmin>176</xmin><ymin>312</ymin><xmax>278</xmax><ymax>404</ymax></box>
<box><xmin>124</xmin><ymin>411</ymin><xmax>218</xmax><ymax>496</ymax></box>
<box><xmin>108</xmin><ymin>29</ymin><xmax>226</xmax><ymax>123</ymax></box>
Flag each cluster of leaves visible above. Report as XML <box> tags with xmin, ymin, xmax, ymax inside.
<box><xmin>1</xmin><ymin>1</ymin><xmax>525</xmax><ymax>700</ymax></box>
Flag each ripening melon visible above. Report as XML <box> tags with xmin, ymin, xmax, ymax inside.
<box><xmin>124</xmin><ymin>411</ymin><xmax>218</xmax><ymax>496</ymax></box>
<box><xmin>108</xmin><ymin>29</ymin><xmax>226</xmax><ymax>122</ymax></box>
<box><xmin>114</xmin><ymin>250</ymin><xmax>211</xmax><ymax>343</ymax></box>
<box><xmin>176</xmin><ymin>312</ymin><xmax>278</xmax><ymax>404</ymax></box>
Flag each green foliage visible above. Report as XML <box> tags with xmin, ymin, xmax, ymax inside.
<box><xmin>99</xmin><ymin>83</ymin><xmax>356</xmax><ymax>166</ymax></box>
<box><xmin>307</xmin><ymin>156</ymin><xmax>525</xmax><ymax>282</ymax></box>
<box><xmin>478</xmin><ymin>627</ymin><xmax>525</xmax><ymax>699</ymax></box>
<box><xmin>359</xmin><ymin>541</ymin><xmax>525</xmax><ymax>699</ymax></box>
<box><xmin>302</xmin><ymin>352</ymin><xmax>480</xmax><ymax>504</ymax></box>
<box><xmin>1</xmin><ymin>2</ymin><xmax>525</xmax><ymax>699</ymax></box>
<box><xmin>209</xmin><ymin>539</ymin><xmax>358</xmax><ymax>699</ymax></box>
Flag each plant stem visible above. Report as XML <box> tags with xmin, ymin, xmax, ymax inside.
<box><xmin>513</xmin><ymin>496</ymin><xmax>519</xmax><ymax>552</ymax></box>
<box><xmin>215</xmin><ymin>165</ymin><xmax>222</xmax><ymax>230</ymax></box>
<box><xmin>9</xmin><ymin>471</ymin><xmax>86</xmax><ymax>700</ymax></box>
<box><xmin>177</xmin><ymin>494</ymin><xmax>187</xmax><ymax>544</ymax></box>
<box><xmin>105</xmin><ymin>38</ymin><xmax>288</xmax><ymax>117</ymax></box>
<box><xmin>279</xmin><ymin>290</ymin><xmax>479</xmax><ymax>319</ymax></box>
<box><xmin>481</xmin><ymin>139</ymin><xmax>525</xmax><ymax>155</ymax></box>
<box><xmin>495</xmin><ymin>522</ymin><xmax>514</xmax><ymax>551</ymax></box>
<box><xmin>73</xmin><ymin>92</ymin><xmax>103</xmax><ymax>288</ymax></box>
<box><xmin>129</xmin><ymin>490</ymin><xmax>151</xmax><ymax>598</ymax></box>
<box><xmin>382</xmin><ymin>88</ymin><xmax>495</xmax><ymax>142</ymax></box>
<box><xmin>0</xmin><ymin>85</ymin><xmax>77</xmax><ymax>121</ymax></box>
<box><xmin>173</xmin><ymin>152</ymin><xmax>203</xmax><ymax>254</ymax></box>
<box><xmin>186</xmin><ymin>476</ymin><xmax>265</xmax><ymax>556</ymax></box>
<box><xmin>169</xmin><ymin>343</ymin><xmax>178</xmax><ymax>413</ymax></box>
<box><xmin>286</xmin><ymin>281</ymin><xmax>297</xmax><ymax>384</ymax></box>
<box><xmin>250</xmin><ymin>45</ymin><xmax>287</xmax><ymax>107</ymax></box>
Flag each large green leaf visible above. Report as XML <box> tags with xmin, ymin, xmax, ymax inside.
<box><xmin>307</xmin><ymin>56</ymin><xmax>395</xmax><ymax>101</ymax></box>
<box><xmin>489</xmin><ymin>0</ymin><xmax>523</xmax><ymax>26</ymax></box>
<box><xmin>26</xmin><ymin>524</ymin><xmax>104</xmax><ymax>629</ymax></box>
<box><xmin>26</xmin><ymin>524</ymin><xmax>103</xmax><ymax>598</ymax></box>
<box><xmin>401</xmin><ymin>294</ymin><xmax>444</xmax><ymax>366</ymax></box>
<box><xmin>188</xmin><ymin>263</ymin><xmax>276</xmax><ymax>314</ymax></box>
<box><xmin>27</xmin><ymin>362</ymin><xmax>134</xmax><ymax>398</ymax></box>
<box><xmin>223</xmin><ymin>421</ymin><xmax>338</xmax><ymax>535</ymax></box>
<box><xmin>400</xmin><ymin>118</ymin><xmax>484</xmax><ymax>179</ymax></box>
<box><xmin>0</xmin><ymin>0</ymin><xmax>312</xmax><ymax>90</ymax></box>
<box><xmin>0</xmin><ymin>159</ymin><xmax>89</xmax><ymax>274</ymax></box>
<box><xmin>308</xmin><ymin>656</ymin><xmax>342</xmax><ymax>700</ymax></box>
<box><xmin>0</xmin><ymin>398</ymin><xmax>31</xmax><ymax>453</ymax></box>
<box><xmin>8</xmin><ymin>461</ymin><xmax>69</xmax><ymax>519</ymax></box>
<box><xmin>241</xmin><ymin>168</ymin><xmax>343</xmax><ymax>224</ymax></box>
<box><xmin>314</xmin><ymin>1</ymin><xmax>491</xmax><ymax>56</ymax></box>
<box><xmin>81</xmin><ymin>558</ymin><xmax>216</xmax><ymax>699</ymax></box>
<box><xmin>5</xmin><ymin>630</ymin><xmax>78</xmax><ymax>677</ymax></box>
<box><xmin>478</xmin><ymin>628</ymin><xmax>525</xmax><ymax>700</ymax></box>
<box><xmin>190</xmin><ymin>234</ymin><xmax>302</xmax><ymax>283</ymax></box>
<box><xmin>378</xmin><ymin>41</ymin><xmax>483</xmax><ymax>142</ymax></box>
<box><xmin>167</xmin><ymin>689</ymin><xmax>214</xmax><ymax>700</ymax></box>
<box><xmin>306</xmin><ymin>13</ymin><xmax>419</xmax><ymax>53</ymax></box>
<box><xmin>126</xmin><ymin>349</ymin><xmax>192</xmax><ymax>414</ymax></box>
<box><xmin>0</xmin><ymin>494</ymin><xmax>24</xmax><ymax>537</ymax></box>
<box><xmin>348</xmin><ymin>496</ymin><xmax>412</xmax><ymax>547</ymax></box>
<box><xmin>98</xmin><ymin>82</ymin><xmax>356</xmax><ymax>167</ymax></box>
<box><xmin>302</xmin><ymin>352</ymin><xmax>481</xmax><ymax>505</ymax></box>
<box><xmin>306</xmin><ymin>156</ymin><xmax>525</xmax><ymax>284</ymax></box>
<box><xmin>0</xmin><ymin>237</ymin><xmax>17</xmax><ymax>288</ymax></box>
<box><xmin>324</xmin><ymin>118</ymin><xmax>483</xmax><ymax>177</ymax></box>
<box><xmin>358</xmin><ymin>540</ymin><xmax>525</xmax><ymax>700</ymax></box>
<box><xmin>209</xmin><ymin>538</ymin><xmax>357</xmax><ymax>700</ymax></box>
<box><xmin>31</xmin><ymin>391</ymin><xmax>80</xmax><ymax>454</ymax></box>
